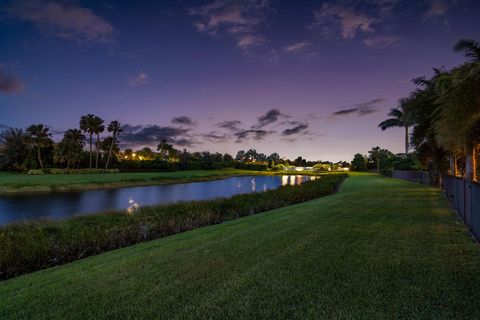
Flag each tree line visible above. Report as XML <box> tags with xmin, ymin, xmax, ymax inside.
<box><xmin>376</xmin><ymin>38</ymin><xmax>480</xmax><ymax>181</ymax></box>
<box><xmin>0</xmin><ymin>117</ymin><xmax>346</xmax><ymax>172</ymax></box>
<box><xmin>0</xmin><ymin>114</ymin><xmax>122</xmax><ymax>171</ymax></box>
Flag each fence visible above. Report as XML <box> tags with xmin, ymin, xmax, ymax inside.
<box><xmin>379</xmin><ymin>169</ymin><xmax>440</xmax><ymax>187</ymax></box>
<box><xmin>441</xmin><ymin>175</ymin><xmax>480</xmax><ymax>241</ymax></box>
<box><xmin>378</xmin><ymin>170</ymin><xmax>480</xmax><ymax>241</ymax></box>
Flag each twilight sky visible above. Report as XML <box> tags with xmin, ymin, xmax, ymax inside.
<box><xmin>1</xmin><ymin>0</ymin><xmax>479</xmax><ymax>161</ymax></box>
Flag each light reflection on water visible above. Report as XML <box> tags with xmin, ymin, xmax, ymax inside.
<box><xmin>0</xmin><ymin>175</ymin><xmax>319</xmax><ymax>225</ymax></box>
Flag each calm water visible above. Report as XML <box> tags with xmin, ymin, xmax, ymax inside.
<box><xmin>0</xmin><ymin>175</ymin><xmax>318</xmax><ymax>226</ymax></box>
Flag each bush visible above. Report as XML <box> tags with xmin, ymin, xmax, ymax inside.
<box><xmin>27</xmin><ymin>168</ymin><xmax>120</xmax><ymax>175</ymax></box>
<box><xmin>272</xmin><ymin>164</ymin><xmax>286</xmax><ymax>171</ymax></box>
<box><xmin>233</xmin><ymin>162</ymin><xmax>268</xmax><ymax>171</ymax></box>
<box><xmin>312</xmin><ymin>164</ymin><xmax>331</xmax><ymax>172</ymax></box>
<box><xmin>0</xmin><ymin>174</ymin><xmax>346</xmax><ymax>280</ymax></box>
<box><xmin>26</xmin><ymin>169</ymin><xmax>45</xmax><ymax>175</ymax></box>
<box><xmin>48</xmin><ymin>168</ymin><xmax>120</xmax><ymax>174</ymax></box>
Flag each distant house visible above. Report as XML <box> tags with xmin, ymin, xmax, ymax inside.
<box><xmin>286</xmin><ymin>167</ymin><xmax>313</xmax><ymax>171</ymax></box>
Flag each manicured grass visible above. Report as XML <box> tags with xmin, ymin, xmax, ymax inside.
<box><xmin>0</xmin><ymin>169</ymin><xmax>262</xmax><ymax>194</ymax></box>
<box><xmin>2</xmin><ymin>173</ymin><xmax>480</xmax><ymax>319</ymax></box>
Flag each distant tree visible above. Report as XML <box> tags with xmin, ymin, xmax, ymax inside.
<box><xmin>124</xmin><ymin>149</ymin><xmax>133</xmax><ymax>160</ymax></box>
<box><xmin>80</xmin><ymin>114</ymin><xmax>98</xmax><ymax>169</ymax></box>
<box><xmin>136</xmin><ymin>147</ymin><xmax>155</xmax><ymax>160</ymax></box>
<box><xmin>245</xmin><ymin>149</ymin><xmax>258</xmax><ymax>162</ymax></box>
<box><xmin>26</xmin><ymin>124</ymin><xmax>52</xmax><ymax>169</ymax></box>
<box><xmin>0</xmin><ymin>128</ymin><xmax>28</xmax><ymax>171</ymax></box>
<box><xmin>55</xmin><ymin>129</ymin><xmax>85</xmax><ymax>169</ymax></box>
<box><xmin>378</xmin><ymin>99</ymin><xmax>413</xmax><ymax>155</ymax></box>
<box><xmin>105</xmin><ymin>120</ymin><xmax>122</xmax><ymax>169</ymax></box>
<box><xmin>92</xmin><ymin>116</ymin><xmax>105</xmax><ymax>169</ymax></box>
<box><xmin>157</xmin><ymin>139</ymin><xmax>174</xmax><ymax>160</ymax></box>
<box><xmin>235</xmin><ymin>150</ymin><xmax>246</xmax><ymax>162</ymax></box>
<box><xmin>368</xmin><ymin>146</ymin><xmax>394</xmax><ymax>172</ymax></box>
<box><xmin>267</xmin><ymin>152</ymin><xmax>280</xmax><ymax>162</ymax></box>
<box><xmin>351</xmin><ymin>153</ymin><xmax>367</xmax><ymax>171</ymax></box>
<box><xmin>223</xmin><ymin>153</ymin><xmax>233</xmax><ymax>162</ymax></box>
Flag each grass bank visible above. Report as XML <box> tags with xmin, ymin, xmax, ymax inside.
<box><xmin>2</xmin><ymin>173</ymin><xmax>480</xmax><ymax>319</ymax></box>
<box><xmin>0</xmin><ymin>169</ymin><xmax>257</xmax><ymax>194</ymax></box>
<box><xmin>0</xmin><ymin>174</ymin><xmax>346</xmax><ymax>280</ymax></box>
<box><xmin>0</xmin><ymin>169</ymin><xmax>331</xmax><ymax>194</ymax></box>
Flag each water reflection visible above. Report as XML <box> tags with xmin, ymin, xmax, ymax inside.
<box><xmin>0</xmin><ymin>175</ymin><xmax>319</xmax><ymax>225</ymax></box>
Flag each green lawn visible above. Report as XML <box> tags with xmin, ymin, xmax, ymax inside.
<box><xmin>1</xmin><ymin>173</ymin><xmax>480</xmax><ymax>319</ymax></box>
<box><xmin>0</xmin><ymin>169</ymin><xmax>265</xmax><ymax>193</ymax></box>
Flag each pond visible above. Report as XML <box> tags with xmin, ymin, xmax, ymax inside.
<box><xmin>0</xmin><ymin>175</ymin><xmax>318</xmax><ymax>226</ymax></box>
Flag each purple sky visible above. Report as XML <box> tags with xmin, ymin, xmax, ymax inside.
<box><xmin>1</xmin><ymin>0</ymin><xmax>479</xmax><ymax>161</ymax></box>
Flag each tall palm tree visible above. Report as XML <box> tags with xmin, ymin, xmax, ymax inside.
<box><xmin>80</xmin><ymin>114</ymin><xmax>96</xmax><ymax>169</ymax></box>
<box><xmin>434</xmin><ymin>39</ymin><xmax>480</xmax><ymax>180</ymax></box>
<box><xmin>378</xmin><ymin>99</ymin><xmax>413</xmax><ymax>155</ymax></box>
<box><xmin>105</xmin><ymin>120</ymin><xmax>122</xmax><ymax>169</ymax></box>
<box><xmin>26</xmin><ymin>124</ymin><xmax>51</xmax><ymax>169</ymax></box>
<box><xmin>92</xmin><ymin>116</ymin><xmax>105</xmax><ymax>169</ymax></box>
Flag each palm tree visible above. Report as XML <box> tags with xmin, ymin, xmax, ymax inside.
<box><xmin>55</xmin><ymin>130</ymin><xmax>85</xmax><ymax>169</ymax></box>
<box><xmin>26</xmin><ymin>124</ymin><xmax>51</xmax><ymax>169</ymax></box>
<box><xmin>92</xmin><ymin>116</ymin><xmax>105</xmax><ymax>169</ymax></box>
<box><xmin>378</xmin><ymin>99</ymin><xmax>413</xmax><ymax>155</ymax></box>
<box><xmin>452</xmin><ymin>39</ymin><xmax>480</xmax><ymax>181</ymax></box>
<box><xmin>157</xmin><ymin>139</ymin><xmax>174</xmax><ymax>160</ymax></box>
<box><xmin>80</xmin><ymin>114</ymin><xmax>96</xmax><ymax>169</ymax></box>
<box><xmin>105</xmin><ymin>121</ymin><xmax>122</xmax><ymax>169</ymax></box>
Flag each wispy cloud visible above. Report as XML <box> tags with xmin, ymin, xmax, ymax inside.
<box><xmin>188</xmin><ymin>0</ymin><xmax>270</xmax><ymax>51</ymax></box>
<box><xmin>282</xmin><ymin>40</ymin><xmax>312</xmax><ymax>53</ymax></box>
<box><xmin>215</xmin><ymin>120</ymin><xmax>242</xmax><ymax>132</ymax></box>
<box><xmin>253</xmin><ymin>109</ymin><xmax>289</xmax><ymax>128</ymax></box>
<box><xmin>171</xmin><ymin>116</ymin><xmax>196</xmax><ymax>126</ymax></box>
<box><xmin>313</xmin><ymin>4</ymin><xmax>376</xmax><ymax>39</ymax></box>
<box><xmin>422</xmin><ymin>0</ymin><xmax>449</xmax><ymax>21</ymax></box>
<box><xmin>281</xmin><ymin>123</ymin><xmax>309</xmax><ymax>136</ymax></box>
<box><xmin>128</xmin><ymin>72</ymin><xmax>149</xmax><ymax>87</ymax></box>
<box><xmin>120</xmin><ymin>124</ymin><xmax>192</xmax><ymax>148</ymax></box>
<box><xmin>6</xmin><ymin>0</ymin><xmax>114</xmax><ymax>43</ymax></box>
<box><xmin>331</xmin><ymin>98</ymin><xmax>385</xmax><ymax>118</ymax></box>
<box><xmin>234</xmin><ymin>129</ymin><xmax>273</xmax><ymax>143</ymax></box>
<box><xmin>0</xmin><ymin>65</ymin><xmax>24</xmax><ymax>94</ymax></box>
<box><xmin>236</xmin><ymin>34</ymin><xmax>267</xmax><ymax>50</ymax></box>
<box><xmin>363</xmin><ymin>36</ymin><xmax>402</xmax><ymax>48</ymax></box>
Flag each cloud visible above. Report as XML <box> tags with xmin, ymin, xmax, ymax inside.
<box><xmin>120</xmin><ymin>124</ymin><xmax>192</xmax><ymax>148</ymax></box>
<box><xmin>202</xmin><ymin>131</ymin><xmax>229</xmax><ymax>143</ymax></box>
<box><xmin>363</xmin><ymin>36</ymin><xmax>402</xmax><ymax>48</ymax></box>
<box><xmin>215</xmin><ymin>120</ymin><xmax>242</xmax><ymax>132</ymax></box>
<box><xmin>369</xmin><ymin>0</ymin><xmax>401</xmax><ymax>18</ymax></box>
<box><xmin>283</xmin><ymin>41</ymin><xmax>312</xmax><ymax>53</ymax></box>
<box><xmin>188</xmin><ymin>0</ymin><xmax>270</xmax><ymax>51</ymax></box>
<box><xmin>331</xmin><ymin>98</ymin><xmax>385</xmax><ymax>118</ymax></box>
<box><xmin>313</xmin><ymin>4</ymin><xmax>376</xmax><ymax>39</ymax></box>
<box><xmin>234</xmin><ymin>129</ymin><xmax>273</xmax><ymax>143</ymax></box>
<box><xmin>422</xmin><ymin>0</ymin><xmax>449</xmax><ymax>21</ymax></box>
<box><xmin>189</xmin><ymin>0</ymin><xmax>269</xmax><ymax>35</ymax></box>
<box><xmin>128</xmin><ymin>72</ymin><xmax>149</xmax><ymax>87</ymax></box>
<box><xmin>281</xmin><ymin>123</ymin><xmax>309</xmax><ymax>136</ymax></box>
<box><xmin>0</xmin><ymin>66</ymin><xmax>24</xmax><ymax>94</ymax></box>
<box><xmin>254</xmin><ymin>109</ymin><xmax>289</xmax><ymax>128</ymax></box>
<box><xmin>236</xmin><ymin>34</ymin><xmax>267</xmax><ymax>50</ymax></box>
<box><xmin>6</xmin><ymin>0</ymin><xmax>114</xmax><ymax>42</ymax></box>
<box><xmin>171</xmin><ymin>116</ymin><xmax>196</xmax><ymax>126</ymax></box>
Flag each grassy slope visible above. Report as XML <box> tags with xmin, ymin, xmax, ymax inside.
<box><xmin>0</xmin><ymin>169</ymin><xmax>264</xmax><ymax>193</ymax></box>
<box><xmin>1</xmin><ymin>173</ymin><xmax>480</xmax><ymax>319</ymax></box>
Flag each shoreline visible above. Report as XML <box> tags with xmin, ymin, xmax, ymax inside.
<box><xmin>0</xmin><ymin>170</ymin><xmax>332</xmax><ymax>195</ymax></box>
